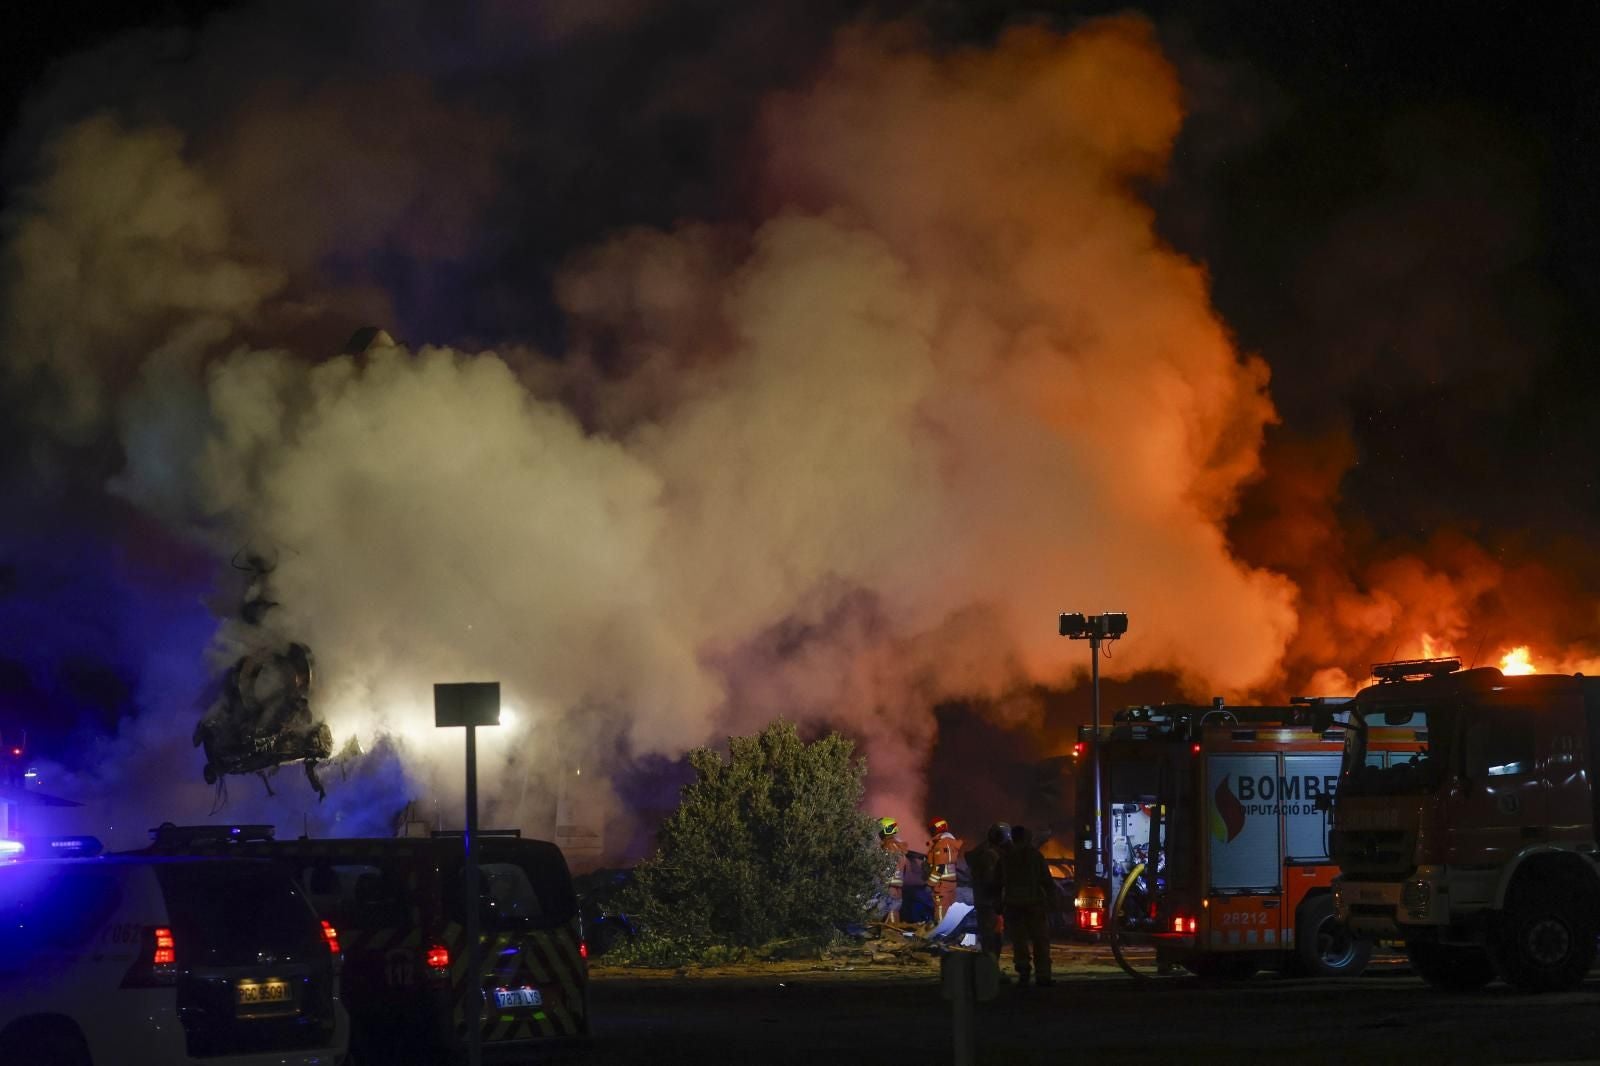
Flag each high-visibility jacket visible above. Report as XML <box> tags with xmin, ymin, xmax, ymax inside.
<box><xmin>881</xmin><ymin>836</ymin><xmax>908</xmax><ymax>888</ymax></box>
<box><xmin>927</xmin><ymin>832</ymin><xmax>963</xmax><ymax>884</ymax></box>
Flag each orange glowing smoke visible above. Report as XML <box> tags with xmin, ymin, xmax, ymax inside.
<box><xmin>1418</xmin><ymin>633</ymin><xmax>1456</xmax><ymax>660</ymax></box>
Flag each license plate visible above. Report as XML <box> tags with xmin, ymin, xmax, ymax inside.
<box><xmin>237</xmin><ymin>979</ymin><xmax>291</xmax><ymax>1005</ymax></box>
<box><xmin>493</xmin><ymin>986</ymin><xmax>542</xmax><ymax>1009</ymax></box>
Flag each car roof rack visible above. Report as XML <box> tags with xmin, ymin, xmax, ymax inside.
<box><xmin>148</xmin><ymin>823</ymin><xmax>276</xmax><ymax>845</ymax></box>
<box><xmin>1371</xmin><ymin>657</ymin><xmax>1461</xmax><ymax>682</ymax></box>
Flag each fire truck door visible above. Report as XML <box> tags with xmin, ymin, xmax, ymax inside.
<box><xmin>1207</xmin><ymin>753</ymin><xmax>1281</xmax><ymax>893</ymax></box>
<box><xmin>1455</xmin><ymin>707</ymin><xmax>1545</xmax><ymax>862</ymax></box>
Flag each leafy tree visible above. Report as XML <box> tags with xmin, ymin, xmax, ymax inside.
<box><xmin>627</xmin><ymin>720</ymin><xmax>890</xmax><ymax>951</ymax></box>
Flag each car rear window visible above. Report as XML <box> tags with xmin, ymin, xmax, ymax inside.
<box><xmin>298</xmin><ymin>861</ymin><xmax>415</xmax><ymax>932</ymax></box>
<box><xmin>443</xmin><ymin>843</ymin><xmax>576</xmax><ymax>931</ymax></box>
<box><xmin>155</xmin><ymin>861</ymin><xmax>324</xmax><ymax>965</ymax></box>
<box><xmin>0</xmin><ymin>864</ymin><xmax>124</xmax><ymax>974</ymax></box>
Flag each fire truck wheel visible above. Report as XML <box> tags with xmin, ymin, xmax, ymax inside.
<box><xmin>1295</xmin><ymin>893</ymin><xmax>1372</xmax><ymax>978</ymax></box>
<box><xmin>1490</xmin><ymin>884</ymin><xmax>1598</xmax><ymax>993</ymax></box>
<box><xmin>1184</xmin><ymin>954</ymin><xmax>1258</xmax><ymax>981</ymax></box>
<box><xmin>1405</xmin><ymin>941</ymin><xmax>1496</xmax><ymax>992</ymax></box>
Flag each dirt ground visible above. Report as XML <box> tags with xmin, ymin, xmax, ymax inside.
<box><xmin>587</xmin><ymin>942</ymin><xmax>1600</xmax><ymax>1065</ymax></box>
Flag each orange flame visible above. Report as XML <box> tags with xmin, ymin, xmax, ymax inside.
<box><xmin>1499</xmin><ymin>646</ymin><xmax>1536</xmax><ymax>675</ymax></box>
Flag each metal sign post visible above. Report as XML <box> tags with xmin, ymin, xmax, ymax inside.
<box><xmin>435</xmin><ymin>681</ymin><xmax>501</xmax><ymax>1066</ymax></box>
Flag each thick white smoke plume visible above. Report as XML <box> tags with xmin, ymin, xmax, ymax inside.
<box><xmin>3</xmin><ymin>11</ymin><xmax>1297</xmax><ymax>850</ymax></box>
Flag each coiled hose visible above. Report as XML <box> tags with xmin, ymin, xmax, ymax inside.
<box><xmin>1107</xmin><ymin>861</ymin><xmax>1169</xmax><ymax>980</ymax></box>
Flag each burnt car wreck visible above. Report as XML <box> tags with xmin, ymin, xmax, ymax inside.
<box><xmin>193</xmin><ymin>553</ymin><xmax>335</xmax><ymax>800</ymax></box>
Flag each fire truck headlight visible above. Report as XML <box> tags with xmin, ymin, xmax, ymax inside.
<box><xmin>1401</xmin><ymin>879</ymin><xmax>1432</xmax><ymax>918</ymax></box>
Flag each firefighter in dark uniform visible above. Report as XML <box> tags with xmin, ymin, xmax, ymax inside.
<box><xmin>878</xmin><ymin>817</ymin><xmax>909</xmax><ymax>922</ymax></box>
<box><xmin>1001</xmin><ymin>824</ymin><xmax>1054</xmax><ymax>987</ymax></box>
<box><xmin>966</xmin><ymin>822</ymin><xmax>1010</xmax><ymax>960</ymax></box>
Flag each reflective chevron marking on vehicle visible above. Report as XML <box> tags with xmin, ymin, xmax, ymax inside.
<box><xmin>444</xmin><ymin>919</ymin><xmax>586</xmax><ymax>1039</ymax></box>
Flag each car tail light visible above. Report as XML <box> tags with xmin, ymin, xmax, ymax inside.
<box><xmin>1077</xmin><ymin>909</ymin><xmax>1102</xmax><ymax>930</ymax></box>
<box><xmin>579</xmin><ymin>940</ymin><xmax>589</xmax><ymax>960</ymax></box>
<box><xmin>1187</xmin><ymin>916</ymin><xmax>1197</xmax><ymax>933</ymax></box>
<box><xmin>320</xmin><ymin>920</ymin><xmax>341</xmax><ymax>955</ymax></box>
<box><xmin>153</xmin><ymin>926</ymin><xmax>176</xmax><ymax>966</ymax></box>
<box><xmin>123</xmin><ymin>925</ymin><xmax>179</xmax><ymax>987</ymax></box>
<box><xmin>426</xmin><ymin>943</ymin><xmax>450</xmax><ymax>978</ymax></box>
<box><xmin>1172</xmin><ymin>916</ymin><xmax>1185</xmax><ymax>933</ymax></box>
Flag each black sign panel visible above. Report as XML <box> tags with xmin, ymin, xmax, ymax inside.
<box><xmin>433</xmin><ymin>682</ymin><xmax>501</xmax><ymax>728</ymax></box>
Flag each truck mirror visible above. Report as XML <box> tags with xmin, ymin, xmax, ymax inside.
<box><xmin>1313</xmin><ymin>793</ymin><xmax>1332</xmax><ymax>813</ymax></box>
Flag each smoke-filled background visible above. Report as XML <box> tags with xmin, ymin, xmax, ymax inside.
<box><xmin>2</xmin><ymin>1</ymin><xmax>1598</xmax><ymax>857</ymax></box>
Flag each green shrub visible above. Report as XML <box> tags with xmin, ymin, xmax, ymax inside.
<box><xmin>624</xmin><ymin>720</ymin><xmax>892</xmax><ymax>951</ymax></box>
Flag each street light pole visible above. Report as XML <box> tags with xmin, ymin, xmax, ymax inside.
<box><xmin>1059</xmin><ymin>612</ymin><xmax>1128</xmax><ymax>883</ymax></box>
<box><xmin>1090</xmin><ymin>628</ymin><xmax>1102</xmax><ymax>880</ymax></box>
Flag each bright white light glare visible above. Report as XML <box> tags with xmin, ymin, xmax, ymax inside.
<box><xmin>499</xmin><ymin>706</ymin><xmax>517</xmax><ymax>727</ymax></box>
<box><xmin>23</xmin><ymin>771</ymin><xmax>37</xmax><ymax>779</ymax></box>
<box><xmin>0</xmin><ymin>840</ymin><xmax>23</xmax><ymax>857</ymax></box>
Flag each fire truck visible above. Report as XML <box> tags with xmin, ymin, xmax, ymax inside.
<box><xmin>1074</xmin><ymin>700</ymin><xmax>1420</xmax><ymax>979</ymax></box>
<box><xmin>1330</xmin><ymin>657</ymin><xmax>1600</xmax><ymax>992</ymax></box>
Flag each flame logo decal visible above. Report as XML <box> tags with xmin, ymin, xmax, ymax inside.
<box><xmin>1211</xmin><ymin>774</ymin><xmax>1246</xmax><ymax>844</ymax></box>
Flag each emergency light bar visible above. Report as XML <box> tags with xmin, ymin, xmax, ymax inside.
<box><xmin>430</xmin><ymin>829</ymin><xmax>521</xmax><ymax>838</ymax></box>
<box><xmin>0</xmin><ymin>835</ymin><xmax>104</xmax><ymax>859</ymax></box>
<box><xmin>148</xmin><ymin>823</ymin><xmax>276</xmax><ymax>845</ymax></box>
<box><xmin>1372</xmin><ymin>657</ymin><xmax>1461</xmax><ymax>682</ymax></box>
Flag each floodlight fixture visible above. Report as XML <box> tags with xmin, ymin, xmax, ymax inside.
<box><xmin>1059</xmin><ymin>612</ymin><xmax>1128</xmax><ymax>640</ymax></box>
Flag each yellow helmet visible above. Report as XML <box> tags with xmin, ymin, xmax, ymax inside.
<box><xmin>877</xmin><ymin>817</ymin><xmax>898</xmax><ymax>838</ymax></box>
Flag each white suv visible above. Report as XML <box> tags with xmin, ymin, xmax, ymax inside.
<box><xmin>0</xmin><ymin>845</ymin><xmax>349</xmax><ymax>1065</ymax></box>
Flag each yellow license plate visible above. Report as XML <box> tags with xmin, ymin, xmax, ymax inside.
<box><xmin>237</xmin><ymin>979</ymin><xmax>291</xmax><ymax>1005</ymax></box>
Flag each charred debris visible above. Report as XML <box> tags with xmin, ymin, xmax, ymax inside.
<box><xmin>192</xmin><ymin>551</ymin><xmax>338</xmax><ymax>801</ymax></box>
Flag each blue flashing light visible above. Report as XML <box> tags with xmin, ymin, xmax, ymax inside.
<box><xmin>3</xmin><ymin>836</ymin><xmax>104</xmax><ymax>860</ymax></box>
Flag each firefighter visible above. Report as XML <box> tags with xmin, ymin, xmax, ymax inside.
<box><xmin>966</xmin><ymin>822</ymin><xmax>1010</xmax><ymax>960</ymax></box>
<box><xmin>1001</xmin><ymin>824</ymin><xmax>1054</xmax><ymax>987</ymax></box>
<box><xmin>925</xmin><ymin>817</ymin><xmax>963</xmax><ymax>923</ymax></box>
<box><xmin>878</xmin><ymin>817</ymin><xmax>909</xmax><ymax>923</ymax></box>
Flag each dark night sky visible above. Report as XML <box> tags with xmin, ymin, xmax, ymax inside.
<box><xmin>2</xmin><ymin>1</ymin><xmax>1598</xmax><ymax>829</ymax></box>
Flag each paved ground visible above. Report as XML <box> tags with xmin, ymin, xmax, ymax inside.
<box><xmin>587</xmin><ymin>945</ymin><xmax>1600</xmax><ymax>1065</ymax></box>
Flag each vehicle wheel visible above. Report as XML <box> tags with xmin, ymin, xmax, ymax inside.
<box><xmin>1490</xmin><ymin>884</ymin><xmax>1597</xmax><ymax>993</ymax></box>
<box><xmin>1295</xmin><ymin>893</ymin><xmax>1372</xmax><ymax>977</ymax></box>
<box><xmin>1406</xmin><ymin>941</ymin><xmax>1497</xmax><ymax>992</ymax></box>
<box><xmin>1184</xmin><ymin>953</ymin><xmax>1258</xmax><ymax>980</ymax></box>
<box><xmin>0</xmin><ymin>1022</ymin><xmax>92</xmax><ymax>1066</ymax></box>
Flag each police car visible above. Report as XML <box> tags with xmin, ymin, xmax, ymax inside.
<box><xmin>0</xmin><ymin>835</ymin><xmax>350</xmax><ymax>1065</ymax></box>
<box><xmin>143</xmin><ymin>825</ymin><xmax>590</xmax><ymax>1065</ymax></box>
